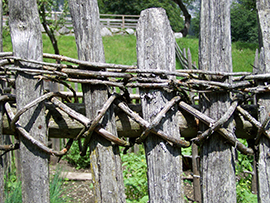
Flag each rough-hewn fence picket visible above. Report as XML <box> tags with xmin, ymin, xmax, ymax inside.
<box><xmin>199</xmin><ymin>0</ymin><xmax>236</xmax><ymax>202</ymax></box>
<box><xmin>9</xmin><ymin>0</ymin><xmax>49</xmax><ymax>202</ymax></box>
<box><xmin>256</xmin><ymin>1</ymin><xmax>270</xmax><ymax>202</ymax></box>
<box><xmin>137</xmin><ymin>8</ymin><xmax>184</xmax><ymax>202</ymax></box>
<box><xmin>68</xmin><ymin>0</ymin><xmax>126</xmax><ymax>202</ymax></box>
<box><xmin>2</xmin><ymin>0</ymin><xmax>270</xmax><ymax>202</ymax></box>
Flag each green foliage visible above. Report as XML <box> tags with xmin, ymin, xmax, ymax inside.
<box><xmin>4</xmin><ymin>166</ymin><xmax>68</xmax><ymax>203</ymax></box>
<box><xmin>235</xmin><ymin>154</ymin><xmax>257</xmax><ymax>202</ymax></box>
<box><xmin>235</xmin><ymin>139</ymin><xmax>257</xmax><ymax>202</ymax></box>
<box><xmin>98</xmin><ymin>0</ymin><xmax>184</xmax><ymax>32</ymax></box>
<box><xmin>121</xmin><ymin>147</ymin><xmax>148</xmax><ymax>202</ymax></box>
<box><xmin>230</xmin><ymin>2</ymin><xmax>258</xmax><ymax>43</ymax></box>
<box><xmin>50</xmin><ymin>167</ymin><xmax>70</xmax><ymax>203</ymax></box>
<box><xmin>63</xmin><ymin>139</ymin><xmax>90</xmax><ymax>169</ymax></box>
<box><xmin>4</xmin><ymin>173</ymin><xmax>22</xmax><ymax>203</ymax></box>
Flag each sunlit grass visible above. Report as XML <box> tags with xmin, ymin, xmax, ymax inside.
<box><xmin>3</xmin><ymin>33</ymin><xmax>259</xmax><ymax>73</ymax></box>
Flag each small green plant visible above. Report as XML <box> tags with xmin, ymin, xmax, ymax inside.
<box><xmin>4</xmin><ymin>173</ymin><xmax>22</xmax><ymax>203</ymax></box>
<box><xmin>121</xmin><ymin>146</ymin><xmax>148</xmax><ymax>202</ymax></box>
<box><xmin>235</xmin><ymin>139</ymin><xmax>257</xmax><ymax>202</ymax></box>
<box><xmin>63</xmin><ymin>139</ymin><xmax>90</xmax><ymax>169</ymax></box>
<box><xmin>4</xmin><ymin>167</ymin><xmax>69</xmax><ymax>203</ymax></box>
<box><xmin>50</xmin><ymin>167</ymin><xmax>70</xmax><ymax>203</ymax></box>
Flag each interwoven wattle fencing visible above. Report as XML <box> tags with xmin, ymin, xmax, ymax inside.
<box><xmin>1</xmin><ymin>0</ymin><xmax>270</xmax><ymax>203</ymax></box>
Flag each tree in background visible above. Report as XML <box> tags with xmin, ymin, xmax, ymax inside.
<box><xmin>38</xmin><ymin>0</ymin><xmax>69</xmax><ymax>55</ymax></box>
<box><xmin>190</xmin><ymin>0</ymin><xmax>258</xmax><ymax>43</ymax></box>
<box><xmin>230</xmin><ymin>0</ymin><xmax>258</xmax><ymax>43</ymax></box>
<box><xmin>2</xmin><ymin>0</ymin><xmax>69</xmax><ymax>55</ymax></box>
<box><xmin>98</xmin><ymin>0</ymin><xmax>195</xmax><ymax>34</ymax></box>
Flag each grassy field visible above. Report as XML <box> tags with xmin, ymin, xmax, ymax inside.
<box><xmin>3</xmin><ymin>34</ymin><xmax>258</xmax><ymax>72</ymax></box>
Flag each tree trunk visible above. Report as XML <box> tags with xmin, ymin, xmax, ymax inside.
<box><xmin>137</xmin><ymin>8</ymin><xmax>184</xmax><ymax>202</ymax></box>
<box><xmin>68</xmin><ymin>0</ymin><xmax>125</xmax><ymax>202</ymax></box>
<box><xmin>256</xmin><ymin>2</ymin><xmax>270</xmax><ymax>202</ymax></box>
<box><xmin>199</xmin><ymin>1</ymin><xmax>236</xmax><ymax>202</ymax></box>
<box><xmin>173</xmin><ymin>0</ymin><xmax>191</xmax><ymax>37</ymax></box>
<box><xmin>9</xmin><ymin>1</ymin><xmax>49</xmax><ymax>202</ymax></box>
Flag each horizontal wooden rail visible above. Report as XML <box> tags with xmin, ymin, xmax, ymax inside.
<box><xmin>2</xmin><ymin>101</ymin><xmax>256</xmax><ymax>140</ymax></box>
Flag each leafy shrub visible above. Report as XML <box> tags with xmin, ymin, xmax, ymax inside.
<box><xmin>63</xmin><ymin>139</ymin><xmax>90</xmax><ymax>169</ymax></box>
<box><xmin>121</xmin><ymin>146</ymin><xmax>148</xmax><ymax>202</ymax></box>
<box><xmin>235</xmin><ymin>140</ymin><xmax>257</xmax><ymax>202</ymax></box>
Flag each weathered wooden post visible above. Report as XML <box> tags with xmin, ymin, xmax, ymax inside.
<box><xmin>199</xmin><ymin>1</ymin><xmax>236</xmax><ymax>202</ymax></box>
<box><xmin>256</xmin><ymin>1</ymin><xmax>270</xmax><ymax>202</ymax></box>
<box><xmin>0</xmin><ymin>1</ymin><xmax>4</xmax><ymax>201</ymax></box>
<box><xmin>68</xmin><ymin>0</ymin><xmax>126</xmax><ymax>202</ymax></box>
<box><xmin>9</xmin><ymin>0</ymin><xmax>50</xmax><ymax>202</ymax></box>
<box><xmin>137</xmin><ymin>8</ymin><xmax>184</xmax><ymax>202</ymax></box>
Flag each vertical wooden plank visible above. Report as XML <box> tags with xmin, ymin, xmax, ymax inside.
<box><xmin>68</xmin><ymin>1</ymin><xmax>125</xmax><ymax>202</ymax></box>
<box><xmin>192</xmin><ymin>143</ymin><xmax>201</xmax><ymax>202</ymax></box>
<box><xmin>199</xmin><ymin>1</ymin><xmax>236</xmax><ymax>202</ymax></box>
<box><xmin>0</xmin><ymin>1</ymin><xmax>4</xmax><ymax>201</ymax></box>
<box><xmin>0</xmin><ymin>89</ymin><xmax>4</xmax><ymax>203</ymax></box>
<box><xmin>8</xmin><ymin>1</ymin><xmax>49</xmax><ymax>202</ymax></box>
<box><xmin>137</xmin><ymin>8</ymin><xmax>184</xmax><ymax>202</ymax></box>
<box><xmin>256</xmin><ymin>2</ymin><xmax>270</xmax><ymax>202</ymax></box>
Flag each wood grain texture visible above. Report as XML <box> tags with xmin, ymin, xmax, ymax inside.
<box><xmin>199</xmin><ymin>1</ymin><xmax>236</xmax><ymax>202</ymax></box>
<box><xmin>8</xmin><ymin>0</ymin><xmax>49</xmax><ymax>202</ymax></box>
<box><xmin>137</xmin><ymin>8</ymin><xmax>184</xmax><ymax>202</ymax></box>
<box><xmin>68</xmin><ymin>0</ymin><xmax>125</xmax><ymax>202</ymax></box>
<box><xmin>256</xmin><ymin>1</ymin><xmax>270</xmax><ymax>202</ymax></box>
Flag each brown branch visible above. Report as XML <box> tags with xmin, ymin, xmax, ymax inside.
<box><xmin>43</xmin><ymin>53</ymin><xmax>137</xmax><ymax>70</ymax></box>
<box><xmin>114</xmin><ymin>97</ymin><xmax>190</xmax><ymax>148</ymax></box>
<box><xmin>192</xmin><ymin>100</ymin><xmax>238</xmax><ymax>144</ymax></box>
<box><xmin>173</xmin><ymin>0</ymin><xmax>191</xmax><ymax>37</ymax></box>
<box><xmin>5</xmin><ymin>102</ymin><xmax>73</xmax><ymax>156</ymax></box>
<box><xmin>136</xmin><ymin>96</ymin><xmax>181</xmax><ymax>143</ymax></box>
<box><xmin>11</xmin><ymin>92</ymin><xmax>58</xmax><ymax>131</ymax></box>
<box><xmin>50</xmin><ymin>96</ymin><xmax>129</xmax><ymax>150</ymax></box>
<box><xmin>80</xmin><ymin>93</ymin><xmax>119</xmax><ymax>156</ymax></box>
<box><xmin>179</xmin><ymin>101</ymin><xmax>254</xmax><ymax>154</ymax></box>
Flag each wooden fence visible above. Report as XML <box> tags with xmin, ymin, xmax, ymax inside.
<box><xmin>36</xmin><ymin>12</ymin><xmax>140</xmax><ymax>30</ymax></box>
<box><xmin>1</xmin><ymin>0</ymin><xmax>270</xmax><ymax>203</ymax></box>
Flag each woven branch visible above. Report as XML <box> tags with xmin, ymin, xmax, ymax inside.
<box><xmin>179</xmin><ymin>101</ymin><xmax>253</xmax><ymax>154</ymax></box>
<box><xmin>114</xmin><ymin>97</ymin><xmax>190</xmax><ymax>148</ymax></box>
<box><xmin>5</xmin><ymin>102</ymin><xmax>73</xmax><ymax>156</ymax></box>
<box><xmin>80</xmin><ymin>93</ymin><xmax>119</xmax><ymax>156</ymax></box>
<box><xmin>136</xmin><ymin>96</ymin><xmax>181</xmax><ymax>143</ymax></box>
<box><xmin>50</xmin><ymin>96</ymin><xmax>129</xmax><ymax>149</ymax></box>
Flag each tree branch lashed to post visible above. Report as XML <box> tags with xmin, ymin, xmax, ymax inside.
<box><xmin>199</xmin><ymin>1</ymin><xmax>236</xmax><ymax>202</ymax></box>
<box><xmin>256</xmin><ymin>1</ymin><xmax>270</xmax><ymax>202</ymax></box>
<box><xmin>8</xmin><ymin>0</ymin><xmax>49</xmax><ymax>202</ymax></box>
<box><xmin>68</xmin><ymin>0</ymin><xmax>126</xmax><ymax>202</ymax></box>
<box><xmin>137</xmin><ymin>8</ymin><xmax>184</xmax><ymax>202</ymax></box>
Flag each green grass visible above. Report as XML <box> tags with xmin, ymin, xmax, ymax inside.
<box><xmin>3</xmin><ymin>33</ymin><xmax>258</xmax><ymax>73</ymax></box>
<box><xmin>176</xmin><ymin>37</ymin><xmax>258</xmax><ymax>72</ymax></box>
<box><xmin>4</xmin><ymin>167</ymin><xmax>69</xmax><ymax>203</ymax></box>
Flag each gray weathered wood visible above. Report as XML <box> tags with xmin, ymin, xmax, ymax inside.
<box><xmin>68</xmin><ymin>0</ymin><xmax>125</xmax><ymax>202</ymax></box>
<box><xmin>1</xmin><ymin>102</ymin><xmax>258</xmax><ymax>140</ymax></box>
<box><xmin>199</xmin><ymin>1</ymin><xmax>236</xmax><ymax>202</ymax></box>
<box><xmin>192</xmin><ymin>143</ymin><xmax>201</xmax><ymax>203</ymax></box>
<box><xmin>137</xmin><ymin>8</ymin><xmax>184</xmax><ymax>202</ymax></box>
<box><xmin>256</xmin><ymin>2</ymin><xmax>270</xmax><ymax>202</ymax></box>
<box><xmin>0</xmin><ymin>1</ymin><xmax>4</xmax><ymax>200</ymax></box>
<box><xmin>8</xmin><ymin>0</ymin><xmax>49</xmax><ymax>202</ymax></box>
<box><xmin>0</xmin><ymin>87</ymin><xmax>4</xmax><ymax>203</ymax></box>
